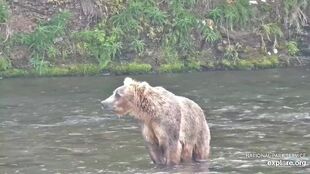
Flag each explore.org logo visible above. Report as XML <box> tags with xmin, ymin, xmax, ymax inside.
<box><xmin>266</xmin><ymin>159</ymin><xmax>307</xmax><ymax>167</ymax></box>
<box><xmin>245</xmin><ymin>152</ymin><xmax>308</xmax><ymax>167</ymax></box>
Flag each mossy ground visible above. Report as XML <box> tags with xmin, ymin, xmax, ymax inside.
<box><xmin>109</xmin><ymin>63</ymin><xmax>152</xmax><ymax>75</ymax></box>
<box><xmin>0</xmin><ymin>64</ymin><xmax>101</xmax><ymax>78</ymax></box>
<box><xmin>217</xmin><ymin>56</ymin><xmax>280</xmax><ymax>70</ymax></box>
<box><xmin>0</xmin><ymin>56</ymin><xmax>285</xmax><ymax>78</ymax></box>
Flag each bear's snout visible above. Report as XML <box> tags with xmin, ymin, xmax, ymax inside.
<box><xmin>101</xmin><ymin>99</ymin><xmax>114</xmax><ymax>111</ymax></box>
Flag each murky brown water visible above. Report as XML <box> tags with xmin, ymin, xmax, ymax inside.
<box><xmin>0</xmin><ymin>68</ymin><xmax>309</xmax><ymax>173</ymax></box>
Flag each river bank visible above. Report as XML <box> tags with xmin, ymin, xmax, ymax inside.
<box><xmin>0</xmin><ymin>0</ymin><xmax>309</xmax><ymax>78</ymax></box>
<box><xmin>1</xmin><ymin>56</ymin><xmax>309</xmax><ymax>78</ymax></box>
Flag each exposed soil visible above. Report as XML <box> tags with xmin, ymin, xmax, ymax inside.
<box><xmin>9</xmin><ymin>45</ymin><xmax>31</xmax><ymax>68</ymax></box>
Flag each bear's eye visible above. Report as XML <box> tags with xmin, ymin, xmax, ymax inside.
<box><xmin>115</xmin><ymin>91</ymin><xmax>121</xmax><ymax>98</ymax></box>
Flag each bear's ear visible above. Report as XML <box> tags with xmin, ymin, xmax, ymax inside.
<box><xmin>140</xmin><ymin>81</ymin><xmax>149</xmax><ymax>87</ymax></box>
<box><xmin>124</xmin><ymin>77</ymin><xmax>134</xmax><ymax>86</ymax></box>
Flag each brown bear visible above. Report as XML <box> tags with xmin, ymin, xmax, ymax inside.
<box><xmin>101</xmin><ymin>77</ymin><xmax>210</xmax><ymax>165</ymax></box>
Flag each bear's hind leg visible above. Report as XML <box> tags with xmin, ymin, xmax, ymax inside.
<box><xmin>193</xmin><ymin>143</ymin><xmax>210</xmax><ymax>162</ymax></box>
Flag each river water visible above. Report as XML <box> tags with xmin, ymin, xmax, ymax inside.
<box><xmin>0</xmin><ymin>68</ymin><xmax>309</xmax><ymax>174</ymax></box>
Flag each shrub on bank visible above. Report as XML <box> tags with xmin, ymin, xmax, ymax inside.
<box><xmin>286</xmin><ymin>41</ymin><xmax>300</xmax><ymax>56</ymax></box>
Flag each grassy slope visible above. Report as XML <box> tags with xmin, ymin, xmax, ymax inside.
<box><xmin>0</xmin><ymin>0</ymin><xmax>308</xmax><ymax>78</ymax></box>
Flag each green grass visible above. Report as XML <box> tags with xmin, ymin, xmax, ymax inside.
<box><xmin>17</xmin><ymin>11</ymin><xmax>71</xmax><ymax>74</ymax></box>
<box><xmin>73</xmin><ymin>28</ymin><xmax>122</xmax><ymax>69</ymax></box>
<box><xmin>0</xmin><ymin>55</ymin><xmax>283</xmax><ymax>78</ymax></box>
<box><xmin>0</xmin><ymin>57</ymin><xmax>11</xmax><ymax>71</ymax></box>
<box><xmin>159</xmin><ymin>62</ymin><xmax>185</xmax><ymax>73</ymax></box>
<box><xmin>0</xmin><ymin>64</ymin><xmax>102</xmax><ymax>78</ymax></box>
<box><xmin>0</xmin><ymin>0</ymin><xmax>9</xmax><ymax>23</ymax></box>
<box><xmin>109</xmin><ymin>63</ymin><xmax>152</xmax><ymax>75</ymax></box>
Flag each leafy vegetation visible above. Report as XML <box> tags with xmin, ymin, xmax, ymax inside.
<box><xmin>259</xmin><ymin>23</ymin><xmax>283</xmax><ymax>52</ymax></box>
<box><xmin>0</xmin><ymin>56</ymin><xmax>10</xmax><ymax>71</ymax></box>
<box><xmin>0</xmin><ymin>0</ymin><xmax>309</xmax><ymax>78</ymax></box>
<box><xmin>283</xmin><ymin>0</ymin><xmax>308</xmax><ymax>33</ymax></box>
<box><xmin>16</xmin><ymin>11</ymin><xmax>71</xmax><ymax>74</ymax></box>
<box><xmin>223</xmin><ymin>44</ymin><xmax>241</xmax><ymax>64</ymax></box>
<box><xmin>73</xmin><ymin>28</ymin><xmax>122</xmax><ymax>69</ymax></box>
<box><xmin>0</xmin><ymin>0</ymin><xmax>8</xmax><ymax>23</ymax></box>
<box><xmin>286</xmin><ymin>41</ymin><xmax>300</xmax><ymax>56</ymax></box>
<box><xmin>209</xmin><ymin>0</ymin><xmax>252</xmax><ymax>30</ymax></box>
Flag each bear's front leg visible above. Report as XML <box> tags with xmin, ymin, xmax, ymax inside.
<box><xmin>142</xmin><ymin>124</ymin><xmax>165</xmax><ymax>164</ymax></box>
<box><xmin>163</xmin><ymin>141</ymin><xmax>182</xmax><ymax>165</ymax></box>
<box><xmin>146</xmin><ymin>142</ymin><xmax>165</xmax><ymax>164</ymax></box>
<box><xmin>152</xmin><ymin>122</ymin><xmax>182</xmax><ymax>165</ymax></box>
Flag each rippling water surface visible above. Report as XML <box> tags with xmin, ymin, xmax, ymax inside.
<box><xmin>0</xmin><ymin>68</ymin><xmax>309</xmax><ymax>174</ymax></box>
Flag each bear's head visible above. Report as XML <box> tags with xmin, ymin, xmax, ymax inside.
<box><xmin>101</xmin><ymin>77</ymin><xmax>149</xmax><ymax>116</ymax></box>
